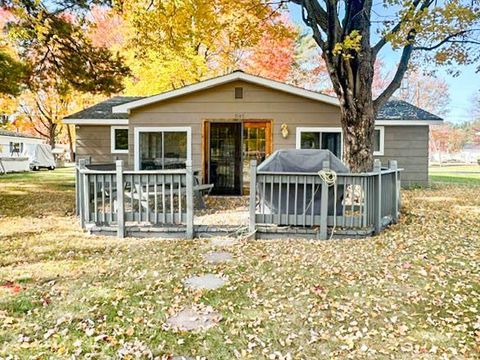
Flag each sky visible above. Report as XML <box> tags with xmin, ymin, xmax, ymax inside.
<box><xmin>286</xmin><ymin>4</ymin><xmax>480</xmax><ymax>124</ymax></box>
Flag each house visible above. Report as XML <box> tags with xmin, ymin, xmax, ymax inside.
<box><xmin>64</xmin><ymin>71</ymin><xmax>443</xmax><ymax>193</ymax></box>
<box><xmin>0</xmin><ymin>129</ymin><xmax>44</xmax><ymax>157</ymax></box>
<box><xmin>0</xmin><ymin>129</ymin><xmax>45</xmax><ymax>173</ymax></box>
<box><xmin>459</xmin><ymin>143</ymin><xmax>480</xmax><ymax>163</ymax></box>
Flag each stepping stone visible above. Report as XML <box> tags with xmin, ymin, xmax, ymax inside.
<box><xmin>166</xmin><ymin>306</ymin><xmax>222</xmax><ymax>331</ymax></box>
<box><xmin>184</xmin><ymin>274</ymin><xmax>226</xmax><ymax>290</ymax></box>
<box><xmin>172</xmin><ymin>357</ymin><xmax>195</xmax><ymax>360</ymax></box>
<box><xmin>210</xmin><ymin>238</ymin><xmax>236</xmax><ymax>247</ymax></box>
<box><xmin>203</xmin><ymin>251</ymin><xmax>232</xmax><ymax>264</ymax></box>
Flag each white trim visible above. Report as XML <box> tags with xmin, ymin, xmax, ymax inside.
<box><xmin>63</xmin><ymin>119</ymin><xmax>128</xmax><ymax>125</ymax></box>
<box><xmin>113</xmin><ymin>72</ymin><xmax>340</xmax><ymax>113</ymax></box>
<box><xmin>296</xmin><ymin>127</ymin><xmax>344</xmax><ymax>159</ymax></box>
<box><xmin>133</xmin><ymin>126</ymin><xmax>192</xmax><ymax>171</ymax></box>
<box><xmin>111</xmin><ymin>126</ymin><xmax>129</xmax><ymax>154</ymax></box>
<box><xmin>373</xmin><ymin>126</ymin><xmax>385</xmax><ymax>156</ymax></box>
<box><xmin>375</xmin><ymin>120</ymin><xmax>441</xmax><ymax>126</ymax></box>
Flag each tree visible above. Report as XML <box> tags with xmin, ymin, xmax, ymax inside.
<box><xmin>240</xmin><ymin>21</ymin><xmax>296</xmax><ymax>82</ymax></box>
<box><xmin>1</xmin><ymin>0</ymin><xmax>130</xmax><ymax>96</ymax></box>
<box><xmin>289</xmin><ymin>0</ymin><xmax>480</xmax><ymax>171</ymax></box>
<box><xmin>396</xmin><ymin>70</ymin><xmax>450</xmax><ymax>116</ymax></box>
<box><xmin>288</xmin><ymin>30</ymin><xmax>331</xmax><ymax>90</ymax></box>
<box><xmin>120</xmin><ymin>0</ymin><xmax>292</xmax><ymax>95</ymax></box>
<box><xmin>430</xmin><ymin>124</ymin><xmax>468</xmax><ymax>160</ymax></box>
<box><xmin>19</xmin><ymin>86</ymin><xmax>71</xmax><ymax>149</ymax></box>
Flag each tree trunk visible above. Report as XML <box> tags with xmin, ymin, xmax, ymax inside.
<box><xmin>49</xmin><ymin>123</ymin><xmax>56</xmax><ymax>149</ymax></box>
<box><xmin>341</xmin><ymin>101</ymin><xmax>376</xmax><ymax>172</ymax></box>
<box><xmin>66</xmin><ymin>124</ymin><xmax>75</xmax><ymax>162</ymax></box>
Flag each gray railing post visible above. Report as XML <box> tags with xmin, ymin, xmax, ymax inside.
<box><xmin>83</xmin><ymin>160</ymin><xmax>91</xmax><ymax>224</ymax></box>
<box><xmin>78</xmin><ymin>159</ymin><xmax>86</xmax><ymax>229</ymax></box>
<box><xmin>116</xmin><ymin>160</ymin><xmax>125</xmax><ymax>238</ymax></box>
<box><xmin>186</xmin><ymin>160</ymin><xmax>194</xmax><ymax>239</ymax></box>
<box><xmin>319</xmin><ymin>160</ymin><xmax>329</xmax><ymax>240</ymax></box>
<box><xmin>75</xmin><ymin>160</ymin><xmax>80</xmax><ymax>216</ymax></box>
<box><xmin>373</xmin><ymin>159</ymin><xmax>382</xmax><ymax>234</ymax></box>
<box><xmin>249</xmin><ymin>160</ymin><xmax>257</xmax><ymax>236</ymax></box>
<box><xmin>389</xmin><ymin>160</ymin><xmax>399</xmax><ymax>223</ymax></box>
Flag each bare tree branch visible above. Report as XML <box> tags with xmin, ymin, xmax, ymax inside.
<box><xmin>413</xmin><ymin>30</ymin><xmax>480</xmax><ymax>50</ymax></box>
<box><xmin>373</xmin><ymin>33</ymin><xmax>415</xmax><ymax>112</ymax></box>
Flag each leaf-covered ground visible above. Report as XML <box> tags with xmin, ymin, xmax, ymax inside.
<box><xmin>0</xmin><ymin>168</ymin><xmax>479</xmax><ymax>359</ymax></box>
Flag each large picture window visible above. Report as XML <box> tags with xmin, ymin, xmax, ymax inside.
<box><xmin>296</xmin><ymin>127</ymin><xmax>343</xmax><ymax>158</ymax></box>
<box><xmin>134</xmin><ymin>127</ymin><xmax>191</xmax><ymax>170</ymax></box>
<box><xmin>296</xmin><ymin>126</ymin><xmax>385</xmax><ymax>158</ymax></box>
<box><xmin>111</xmin><ymin>126</ymin><xmax>129</xmax><ymax>154</ymax></box>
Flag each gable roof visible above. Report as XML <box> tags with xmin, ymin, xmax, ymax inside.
<box><xmin>64</xmin><ymin>71</ymin><xmax>443</xmax><ymax>125</ymax></box>
<box><xmin>112</xmin><ymin>71</ymin><xmax>340</xmax><ymax>113</ymax></box>
<box><xmin>0</xmin><ymin>129</ymin><xmax>43</xmax><ymax>140</ymax></box>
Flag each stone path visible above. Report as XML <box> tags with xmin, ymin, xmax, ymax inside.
<box><xmin>210</xmin><ymin>238</ymin><xmax>237</xmax><ymax>247</ymax></box>
<box><xmin>202</xmin><ymin>251</ymin><xmax>232</xmax><ymax>264</ymax></box>
<box><xmin>183</xmin><ymin>274</ymin><xmax>227</xmax><ymax>290</ymax></box>
<box><xmin>166</xmin><ymin>237</ymin><xmax>235</xmax><ymax>339</ymax></box>
<box><xmin>166</xmin><ymin>306</ymin><xmax>222</xmax><ymax>331</ymax></box>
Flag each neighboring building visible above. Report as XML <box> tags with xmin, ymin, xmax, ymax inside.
<box><xmin>459</xmin><ymin>143</ymin><xmax>480</xmax><ymax>163</ymax></box>
<box><xmin>0</xmin><ymin>129</ymin><xmax>44</xmax><ymax>157</ymax></box>
<box><xmin>64</xmin><ymin>71</ymin><xmax>443</xmax><ymax>192</ymax></box>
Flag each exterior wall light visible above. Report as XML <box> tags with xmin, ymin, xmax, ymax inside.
<box><xmin>281</xmin><ymin>123</ymin><xmax>289</xmax><ymax>138</ymax></box>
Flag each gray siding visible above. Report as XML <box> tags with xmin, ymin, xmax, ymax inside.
<box><xmin>376</xmin><ymin>125</ymin><xmax>429</xmax><ymax>186</ymax></box>
<box><xmin>128</xmin><ymin>80</ymin><xmax>340</xmax><ymax>172</ymax></box>
<box><xmin>77</xmin><ymin>80</ymin><xmax>430</xmax><ymax>185</ymax></box>
<box><xmin>76</xmin><ymin>125</ymin><xmax>129</xmax><ymax>164</ymax></box>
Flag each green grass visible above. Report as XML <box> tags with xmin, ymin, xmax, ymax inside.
<box><xmin>429</xmin><ymin>165</ymin><xmax>480</xmax><ymax>186</ymax></box>
<box><xmin>0</xmin><ymin>170</ymin><xmax>479</xmax><ymax>358</ymax></box>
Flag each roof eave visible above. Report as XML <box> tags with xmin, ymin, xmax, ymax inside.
<box><xmin>375</xmin><ymin>119</ymin><xmax>443</xmax><ymax>126</ymax></box>
<box><xmin>63</xmin><ymin>118</ymin><xmax>129</xmax><ymax>125</ymax></box>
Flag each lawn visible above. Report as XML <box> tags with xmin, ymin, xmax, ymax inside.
<box><xmin>0</xmin><ymin>169</ymin><xmax>479</xmax><ymax>359</ymax></box>
<box><xmin>429</xmin><ymin>164</ymin><xmax>480</xmax><ymax>186</ymax></box>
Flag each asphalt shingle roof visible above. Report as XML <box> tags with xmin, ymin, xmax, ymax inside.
<box><xmin>64</xmin><ymin>96</ymin><xmax>145</xmax><ymax>120</ymax></box>
<box><xmin>0</xmin><ymin>129</ymin><xmax>43</xmax><ymax>140</ymax></box>
<box><xmin>65</xmin><ymin>95</ymin><xmax>442</xmax><ymax>122</ymax></box>
<box><xmin>376</xmin><ymin>99</ymin><xmax>442</xmax><ymax>121</ymax></box>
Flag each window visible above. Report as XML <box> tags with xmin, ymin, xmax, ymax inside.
<box><xmin>134</xmin><ymin>127</ymin><xmax>191</xmax><ymax>171</ymax></box>
<box><xmin>235</xmin><ymin>87</ymin><xmax>243</xmax><ymax>99</ymax></box>
<box><xmin>296</xmin><ymin>126</ymin><xmax>385</xmax><ymax>158</ymax></box>
<box><xmin>373</xmin><ymin>126</ymin><xmax>384</xmax><ymax>156</ymax></box>
<box><xmin>296</xmin><ymin>127</ymin><xmax>343</xmax><ymax>158</ymax></box>
<box><xmin>111</xmin><ymin>126</ymin><xmax>129</xmax><ymax>153</ymax></box>
<box><xmin>9</xmin><ymin>141</ymin><xmax>23</xmax><ymax>155</ymax></box>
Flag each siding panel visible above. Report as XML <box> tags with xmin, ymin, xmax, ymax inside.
<box><xmin>72</xmin><ymin>81</ymin><xmax>431</xmax><ymax>185</ymax></box>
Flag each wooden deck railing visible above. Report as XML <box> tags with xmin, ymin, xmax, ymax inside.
<box><xmin>249</xmin><ymin>159</ymin><xmax>402</xmax><ymax>239</ymax></box>
<box><xmin>75</xmin><ymin>158</ymin><xmax>401</xmax><ymax>239</ymax></box>
<box><xmin>76</xmin><ymin>159</ymin><xmax>194</xmax><ymax>238</ymax></box>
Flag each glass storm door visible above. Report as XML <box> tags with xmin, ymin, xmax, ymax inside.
<box><xmin>243</xmin><ymin>121</ymin><xmax>272</xmax><ymax>192</ymax></box>
<box><xmin>209</xmin><ymin>123</ymin><xmax>242</xmax><ymax>195</ymax></box>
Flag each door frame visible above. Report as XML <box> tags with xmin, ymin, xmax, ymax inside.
<box><xmin>202</xmin><ymin>119</ymin><xmax>273</xmax><ymax>194</ymax></box>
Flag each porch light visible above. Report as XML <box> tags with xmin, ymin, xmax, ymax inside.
<box><xmin>281</xmin><ymin>123</ymin><xmax>289</xmax><ymax>138</ymax></box>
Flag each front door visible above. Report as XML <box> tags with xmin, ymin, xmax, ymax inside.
<box><xmin>208</xmin><ymin>122</ymin><xmax>242</xmax><ymax>195</ymax></box>
<box><xmin>243</xmin><ymin>121</ymin><xmax>272</xmax><ymax>193</ymax></box>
